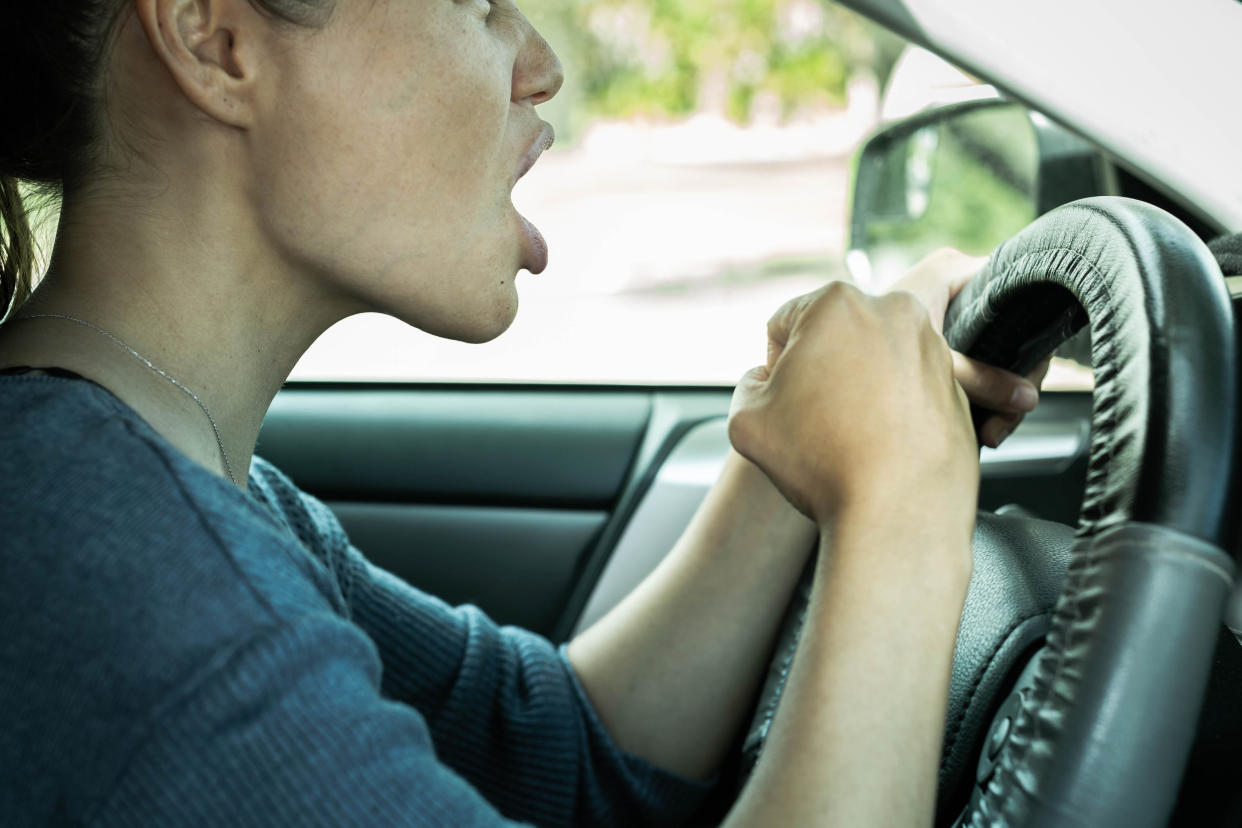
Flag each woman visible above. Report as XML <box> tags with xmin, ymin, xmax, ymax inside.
<box><xmin>0</xmin><ymin>0</ymin><xmax>1043</xmax><ymax>825</ymax></box>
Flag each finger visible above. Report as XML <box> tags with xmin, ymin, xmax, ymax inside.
<box><xmin>944</xmin><ymin>266</ymin><xmax>977</xmax><ymax>299</ymax></box>
<box><xmin>951</xmin><ymin>351</ymin><xmax>1040</xmax><ymax>414</ymax></box>
<box><xmin>980</xmin><ymin>411</ymin><xmax>1024</xmax><ymax>449</ymax></box>
<box><xmin>892</xmin><ymin>250</ymin><xmax>988</xmax><ymax>330</ymax></box>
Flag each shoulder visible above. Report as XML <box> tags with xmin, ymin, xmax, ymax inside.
<box><xmin>0</xmin><ymin>377</ymin><xmax>330</xmax><ymax>615</ymax></box>
<box><xmin>249</xmin><ymin>454</ymin><xmax>352</xmax><ymax>554</ymax></box>
<box><xmin>0</xmin><ymin>374</ymin><xmax>352</xmax><ymax>653</ymax></box>
<box><xmin>0</xmin><ymin>378</ymin><xmax>366</xmax><ymax>818</ymax></box>
<box><xmin>3</xmin><ymin>376</ymin><xmax>266</xmax><ymax>553</ymax></box>
<box><xmin>249</xmin><ymin>454</ymin><xmax>361</xmax><ymax>600</ymax></box>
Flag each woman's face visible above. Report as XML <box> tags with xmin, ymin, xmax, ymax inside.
<box><xmin>250</xmin><ymin>0</ymin><xmax>563</xmax><ymax>342</ymax></box>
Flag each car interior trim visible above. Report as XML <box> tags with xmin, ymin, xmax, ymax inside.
<box><xmin>260</xmin><ymin>389</ymin><xmax>651</xmax><ymax>507</ymax></box>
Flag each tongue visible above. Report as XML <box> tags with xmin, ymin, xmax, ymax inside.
<box><xmin>518</xmin><ymin>213</ymin><xmax>548</xmax><ymax>274</ymax></box>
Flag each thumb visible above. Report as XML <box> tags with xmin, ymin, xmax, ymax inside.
<box><xmin>729</xmin><ymin>364</ymin><xmax>770</xmax><ymax>421</ymax></box>
<box><xmin>892</xmin><ymin>250</ymin><xmax>987</xmax><ymax>331</ymax></box>
<box><xmin>920</xmin><ymin>255</ymin><xmax>986</xmax><ymax>330</ymax></box>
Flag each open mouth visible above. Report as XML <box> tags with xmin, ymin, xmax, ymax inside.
<box><xmin>512</xmin><ymin>122</ymin><xmax>555</xmax><ymax>273</ymax></box>
<box><xmin>514</xmin><ymin>122</ymin><xmax>555</xmax><ymax>188</ymax></box>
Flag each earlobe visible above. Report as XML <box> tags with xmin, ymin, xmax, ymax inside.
<box><xmin>135</xmin><ymin>0</ymin><xmax>257</xmax><ymax>128</ymax></box>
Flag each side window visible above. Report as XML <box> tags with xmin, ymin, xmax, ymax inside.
<box><xmin>294</xmin><ymin>1</ymin><xmax>910</xmax><ymax>385</ymax></box>
<box><xmin>282</xmin><ymin>3</ymin><xmax>1090</xmax><ymax>391</ymax></box>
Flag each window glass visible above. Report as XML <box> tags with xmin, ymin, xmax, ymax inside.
<box><xmin>291</xmin><ymin>2</ymin><xmax>1089</xmax><ymax>390</ymax></box>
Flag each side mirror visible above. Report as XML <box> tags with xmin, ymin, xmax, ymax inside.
<box><xmin>847</xmin><ymin>99</ymin><xmax>1108</xmax><ymax>292</ymax></box>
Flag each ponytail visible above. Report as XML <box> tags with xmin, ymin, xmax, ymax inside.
<box><xmin>0</xmin><ymin>176</ymin><xmax>35</xmax><ymax>322</ymax></box>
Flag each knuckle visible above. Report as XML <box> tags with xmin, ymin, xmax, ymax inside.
<box><xmin>768</xmin><ymin>294</ymin><xmax>799</xmax><ymax>323</ymax></box>
<box><xmin>766</xmin><ymin>302</ymin><xmax>793</xmax><ymax>334</ymax></box>
<box><xmin>819</xmin><ymin>280</ymin><xmax>859</xmax><ymax>306</ymax></box>
<box><xmin>819</xmin><ymin>279</ymin><xmax>857</xmax><ymax>307</ymax></box>
<box><xmin>807</xmin><ymin>280</ymin><xmax>863</xmax><ymax>321</ymax></box>
<box><xmin>823</xmin><ymin>279</ymin><xmax>852</xmax><ymax>296</ymax></box>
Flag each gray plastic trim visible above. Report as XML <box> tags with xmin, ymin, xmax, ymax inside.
<box><xmin>1227</xmin><ymin>582</ymin><xmax>1242</xmax><ymax>648</ymax></box>
<box><xmin>331</xmin><ymin>501</ymin><xmax>608</xmax><ymax>636</ymax></box>
<box><xmin>573</xmin><ymin>418</ymin><xmax>730</xmax><ymax>634</ymax></box>
<box><xmin>573</xmin><ymin>414</ymin><xmax>1088</xmax><ymax>635</ymax></box>
<box><xmin>979</xmin><ymin>418</ymin><xmax>1088</xmax><ymax>476</ymax></box>
<box><xmin>260</xmin><ymin>388</ymin><xmax>650</xmax><ymax>506</ymax></box>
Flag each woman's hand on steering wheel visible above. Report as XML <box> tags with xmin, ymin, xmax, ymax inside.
<box><xmin>890</xmin><ymin>248</ymin><xmax>1052</xmax><ymax>449</ymax></box>
<box><xmin>727</xmin><ymin>277</ymin><xmax>978</xmax><ymax>536</ymax></box>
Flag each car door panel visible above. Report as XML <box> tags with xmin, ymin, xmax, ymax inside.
<box><xmin>259</xmin><ymin>386</ymin><xmax>726</xmax><ymax>639</ymax></box>
<box><xmin>258</xmin><ymin>385</ymin><xmax>1091</xmax><ymax>642</ymax></box>
<box><xmin>329</xmin><ymin>502</ymin><xmax>608</xmax><ymax>635</ymax></box>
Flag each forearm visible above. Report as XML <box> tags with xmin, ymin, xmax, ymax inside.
<box><xmin>567</xmin><ymin>449</ymin><xmax>817</xmax><ymax>781</ymax></box>
<box><xmin>725</xmin><ymin>508</ymin><xmax>971</xmax><ymax>827</ymax></box>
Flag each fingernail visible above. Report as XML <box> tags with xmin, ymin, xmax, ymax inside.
<box><xmin>1010</xmin><ymin>384</ymin><xmax>1039</xmax><ymax>411</ymax></box>
<box><xmin>989</xmin><ymin>424</ymin><xmax>1013</xmax><ymax>448</ymax></box>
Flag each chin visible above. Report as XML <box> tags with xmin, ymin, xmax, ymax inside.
<box><xmin>460</xmin><ymin>294</ymin><xmax>520</xmax><ymax>344</ymax></box>
<box><xmin>404</xmin><ymin>283</ymin><xmax>520</xmax><ymax>345</ymax></box>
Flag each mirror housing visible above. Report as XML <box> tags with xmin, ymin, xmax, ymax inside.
<box><xmin>847</xmin><ymin>99</ymin><xmax>1109</xmax><ymax>292</ymax></box>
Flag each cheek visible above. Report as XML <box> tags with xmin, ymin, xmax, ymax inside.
<box><xmin>249</xmin><ymin>22</ymin><xmax>522</xmax><ymax>340</ymax></box>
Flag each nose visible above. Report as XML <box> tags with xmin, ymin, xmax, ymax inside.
<box><xmin>512</xmin><ymin>18</ymin><xmax>564</xmax><ymax>106</ymax></box>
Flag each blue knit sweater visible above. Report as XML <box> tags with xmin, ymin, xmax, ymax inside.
<box><xmin>0</xmin><ymin>374</ymin><xmax>710</xmax><ymax>826</ymax></box>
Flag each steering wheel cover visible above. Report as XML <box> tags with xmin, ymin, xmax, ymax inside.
<box><xmin>945</xmin><ymin>197</ymin><xmax>1236</xmax><ymax>826</ymax></box>
<box><xmin>944</xmin><ymin>197</ymin><xmax>1235</xmax><ymax>540</ymax></box>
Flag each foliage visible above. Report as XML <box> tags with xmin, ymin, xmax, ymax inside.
<box><xmin>520</xmin><ymin>0</ymin><xmax>903</xmax><ymax>132</ymax></box>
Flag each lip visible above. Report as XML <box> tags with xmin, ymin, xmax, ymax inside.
<box><xmin>513</xmin><ymin>122</ymin><xmax>555</xmax><ymax>188</ymax></box>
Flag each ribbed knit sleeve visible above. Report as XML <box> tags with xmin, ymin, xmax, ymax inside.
<box><xmin>339</xmin><ymin>551</ymin><xmax>711</xmax><ymax>827</ymax></box>
<box><xmin>92</xmin><ymin>615</ymin><xmax>526</xmax><ymax>828</ymax></box>
<box><xmin>250</xmin><ymin>458</ymin><xmax>713</xmax><ymax>827</ymax></box>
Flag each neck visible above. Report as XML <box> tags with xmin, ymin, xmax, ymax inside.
<box><xmin>2</xmin><ymin>178</ymin><xmax>357</xmax><ymax>489</ymax></box>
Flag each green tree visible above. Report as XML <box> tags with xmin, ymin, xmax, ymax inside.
<box><xmin>520</xmin><ymin>0</ymin><xmax>902</xmax><ymax>136</ymax></box>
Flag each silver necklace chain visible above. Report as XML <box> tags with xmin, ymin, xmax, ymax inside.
<box><xmin>19</xmin><ymin>313</ymin><xmax>239</xmax><ymax>486</ymax></box>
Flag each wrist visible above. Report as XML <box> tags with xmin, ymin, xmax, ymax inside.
<box><xmin>820</xmin><ymin>499</ymin><xmax>975</xmax><ymax>592</ymax></box>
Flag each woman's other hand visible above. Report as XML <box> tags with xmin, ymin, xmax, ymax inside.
<box><xmin>728</xmin><ymin>279</ymin><xmax>978</xmax><ymax>535</ymax></box>
<box><xmin>892</xmin><ymin>248</ymin><xmax>1052</xmax><ymax>448</ymax></box>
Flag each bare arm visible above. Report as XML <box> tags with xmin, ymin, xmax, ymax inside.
<box><xmin>724</xmin><ymin>507</ymin><xmax>972</xmax><ymax>826</ymax></box>
<box><xmin>568</xmin><ymin>449</ymin><xmax>816</xmax><ymax>781</ymax></box>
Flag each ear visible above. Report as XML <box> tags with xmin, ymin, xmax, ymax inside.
<box><xmin>134</xmin><ymin>0</ymin><xmax>261</xmax><ymax>128</ymax></box>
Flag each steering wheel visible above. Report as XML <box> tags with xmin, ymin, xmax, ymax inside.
<box><xmin>737</xmin><ymin>197</ymin><xmax>1238</xmax><ymax>826</ymax></box>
